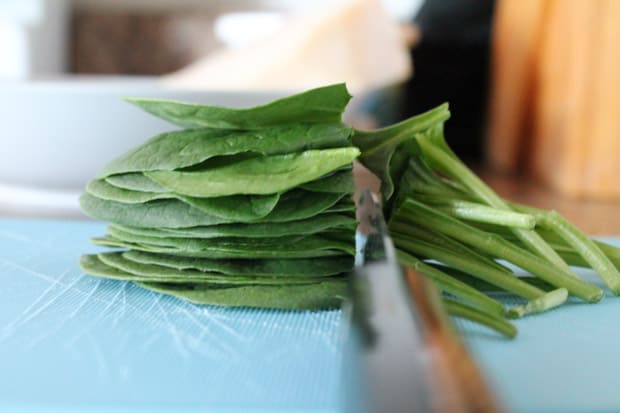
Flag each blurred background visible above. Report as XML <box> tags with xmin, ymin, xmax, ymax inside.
<box><xmin>2</xmin><ymin>0</ymin><xmax>620</xmax><ymax>229</ymax></box>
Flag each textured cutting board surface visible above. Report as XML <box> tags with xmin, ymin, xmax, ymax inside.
<box><xmin>457</xmin><ymin>270</ymin><xmax>620</xmax><ymax>413</ymax></box>
<box><xmin>1</xmin><ymin>218</ymin><xmax>620</xmax><ymax>413</ymax></box>
<box><xmin>0</xmin><ymin>219</ymin><xmax>344</xmax><ymax>413</ymax></box>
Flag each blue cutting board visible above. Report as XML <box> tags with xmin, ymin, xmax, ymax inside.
<box><xmin>0</xmin><ymin>219</ymin><xmax>344</xmax><ymax>413</ymax></box>
<box><xmin>457</xmin><ymin>277</ymin><xmax>620</xmax><ymax>413</ymax></box>
<box><xmin>1</xmin><ymin>218</ymin><xmax>619</xmax><ymax>413</ymax></box>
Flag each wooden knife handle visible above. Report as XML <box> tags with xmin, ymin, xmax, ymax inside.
<box><xmin>405</xmin><ymin>268</ymin><xmax>503</xmax><ymax>413</ymax></box>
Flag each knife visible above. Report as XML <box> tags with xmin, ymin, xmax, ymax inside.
<box><xmin>341</xmin><ymin>190</ymin><xmax>502</xmax><ymax>413</ymax></box>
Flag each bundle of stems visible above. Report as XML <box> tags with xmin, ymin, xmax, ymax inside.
<box><xmin>354</xmin><ymin>104</ymin><xmax>620</xmax><ymax>338</ymax></box>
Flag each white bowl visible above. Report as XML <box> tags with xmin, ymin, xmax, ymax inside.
<box><xmin>0</xmin><ymin>76</ymin><xmax>296</xmax><ymax>191</ymax></box>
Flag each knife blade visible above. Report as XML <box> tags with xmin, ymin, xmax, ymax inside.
<box><xmin>341</xmin><ymin>190</ymin><xmax>502</xmax><ymax>413</ymax></box>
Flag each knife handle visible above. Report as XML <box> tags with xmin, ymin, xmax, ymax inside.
<box><xmin>404</xmin><ymin>268</ymin><xmax>503</xmax><ymax>413</ymax></box>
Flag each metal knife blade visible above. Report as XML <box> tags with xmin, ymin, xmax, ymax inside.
<box><xmin>342</xmin><ymin>190</ymin><xmax>502</xmax><ymax>413</ymax></box>
<box><xmin>341</xmin><ymin>191</ymin><xmax>433</xmax><ymax>413</ymax></box>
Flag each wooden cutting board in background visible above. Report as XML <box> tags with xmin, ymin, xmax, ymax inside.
<box><xmin>487</xmin><ymin>0</ymin><xmax>620</xmax><ymax>199</ymax></box>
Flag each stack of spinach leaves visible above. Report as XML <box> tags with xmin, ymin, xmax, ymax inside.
<box><xmin>79</xmin><ymin>84</ymin><xmax>360</xmax><ymax>310</ymax></box>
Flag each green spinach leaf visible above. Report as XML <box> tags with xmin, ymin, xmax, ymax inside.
<box><xmin>112</xmin><ymin>214</ymin><xmax>357</xmax><ymax>239</ymax></box>
<box><xmin>91</xmin><ymin>232</ymin><xmax>354</xmax><ymax>259</ymax></box>
<box><xmin>145</xmin><ymin>148</ymin><xmax>360</xmax><ymax>197</ymax></box>
<box><xmin>105</xmin><ymin>173</ymin><xmax>168</xmax><ymax>193</ymax></box>
<box><xmin>98</xmin><ymin>123</ymin><xmax>352</xmax><ymax>178</ymax></box>
<box><xmin>135</xmin><ymin>280</ymin><xmax>347</xmax><ymax>310</ymax></box>
<box><xmin>80</xmin><ymin>190</ymin><xmax>346</xmax><ymax>228</ymax></box>
<box><xmin>122</xmin><ymin>250</ymin><xmax>353</xmax><ymax>277</ymax></box>
<box><xmin>93</xmin><ymin>253</ymin><xmax>338</xmax><ymax>285</ymax></box>
<box><xmin>298</xmin><ymin>168</ymin><xmax>355</xmax><ymax>193</ymax></box>
<box><xmin>352</xmin><ymin>103</ymin><xmax>450</xmax><ymax>200</ymax></box>
<box><xmin>87</xmin><ymin>179</ymin><xmax>281</xmax><ymax>220</ymax></box>
<box><xmin>126</xmin><ymin>83</ymin><xmax>351</xmax><ymax>129</ymax></box>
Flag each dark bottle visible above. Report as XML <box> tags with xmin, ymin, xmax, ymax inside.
<box><xmin>402</xmin><ymin>0</ymin><xmax>495</xmax><ymax>163</ymax></box>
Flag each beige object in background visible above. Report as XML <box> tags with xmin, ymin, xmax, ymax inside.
<box><xmin>161</xmin><ymin>0</ymin><xmax>412</xmax><ymax>95</ymax></box>
<box><xmin>486</xmin><ymin>0</ymin><xmax>546</xmax><ymax>172</ymax></box>
<box><xmin>487</xmin><ymin>0</ymin><xmax>620</xmax><ymax>199</ymax></box>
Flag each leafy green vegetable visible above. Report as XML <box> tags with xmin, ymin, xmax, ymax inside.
<box><xmin>93</xmin><ymin>253</ymin><xmax>338</xmax><ymax>285</ymax></box>
<box><xmin>322</xmin><ymin>198</ymin><xmax>356</xmax><ymax>214</ymax></box>
<box><xmin>80</xmin><ymin>193</ymin><xmax>226</xmax><ymax>228</ymax></box>
<box><xmin>81</xmin><ymin>254</ymin><xmax>347</xmax><ymax>310</ymax></box>
<box><xmin>259</xmin><ymin>192</ymin><xmax>351</xmax><ymax>222</ymax></box>
<box><xmin>126</xmin><ymin>83</ymin><xmax>351</xmax><ymax>129</ymax></box>
<box><xmin>80</xmin><ymin>190</ymin><xmax>347</xmax><ymax>228</ymax></box>
<box><xmin>107</xmin><ymin>226</ymin><xmax>355</xmax><ymax>253</ymax></box>
<box><xmin>91</xmin><ymin>231</ymin><xmax>355</xmax><ymax>259</ymax></box>
<box><xmin>145</xmin><ymin>148</ymin><xmax>360</xmax><ymax>197</ymax></box>
<box><xmin>413</xmin><ymin>123</ymin><xmax>574</xmax><ymax>273</ymax></box>
<box><xmin>88</xmin><ymin>179</ymin><xmax>281</xmax><ymax>220</ymax></box>
<box><xmin>397</xmin><ymin>250</ymin><xmax>506</xmax><ymax>317</ymax></box>
<box><xmin>512</xmin><ymin>204</ymin><xmax>620</xmax><ymax>294</ymax></box>
<box><xmin>389</xmin><ymin>219</ymin><xmax>514</xmax><ymax>275</ymax></box>
<box><xmin>444</xmin><ymin>298</ymin><xmax>517</xmax><ymax>339</ymax></box>
<box><xmin>122</xmin><ymin>250</ymin><xmax>353</xmax><ymax>277</ymax></box>
<box><xmin>298</xmin><ymin>168</ymin><xmax>355</xmax><ymax>193</ymax></box>
<box><xmin>427</xmin><ymin>263</ymin><xmax>558</xmax><ymax>292</ymax></box>
<box><xmin>352</xmin><ymin>103</ymin><xmax>450</xmax><ymax>200</ymax></box>
<box><xmin>179</xmin><ymin>195</ymin><xmax>280</xmax><ymax>221</ymax></box>
<box><xmin>424</xmin><ymin>198</ymin><xmax>537</xmax><ymax>230</ymax></box>
<box><xmin>392</xmin><ymin>231</ymin><xmax>546</xmax><ymax>300</ymax></box>
<box><xmin>82</xmin><ymin>253</ymin><xmax>280</xmax><ymax>283</ymax></box>
<box><xmin>135</xmin><ymin>280</ymin><xmax>347</xmax><ymax>310</ymax></box>
<box><xmin>106</xmin><ymin>168</ymin><xmax>355</xmax><ymax>197</ymax></box>
<box><xmin>97</xmin><ymin>123</ymin><xmax>352</xmax><ymax>178</ymax></box>
<box><xmin>393</xmin><ymin>199</ymin><xmax>602</xmax><ymax>303</ymax></box>
<box><xmin>106</xmin><ymin>173</ymin><xmax>168</xmax><ymax>193</ymax></box>
<box><xmin>79</xmin><ymin>83</ymin><xmax>620</xmax><ymax>326</ymax></box>
<box><xmin>506</xmin><ymin>288</ymin><xmax>568</xmax><ymax>318</ymax></box>
<box><xmin>81</xmin><ymin>84</ymin><xmax>360</xmax><ymax>311</ymax></box>
<box><xmin>112</xmin><ymin>214</ymin><xmax>357</xmax><ymax>239</ymax></box>
<box><xmin>88</xmin><ymin>179</ymin><xmax>171</xmax><ymax>203</ymax></box>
